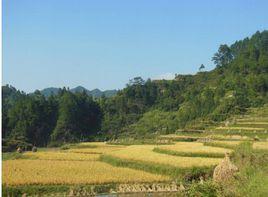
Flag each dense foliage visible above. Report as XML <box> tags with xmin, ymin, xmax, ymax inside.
<box><xmin>2</xmin><ymin>87</ymin><xmax>102</xmax><ymax>150</ymax></box>
<box><xmin>100</xmin><ymin>30</ymin><xmax>268</xmax><ymax>137</ymax></box>
<box><xmin>2</xmin><ymin>30</ymin><xmax>268</xmax><ymax>148</ymax></box>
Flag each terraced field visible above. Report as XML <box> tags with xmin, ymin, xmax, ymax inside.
<box><xmin>154</xmin><ymin>142</ymin><xmax>231</xmax><ymax>158</ymax></box>
<box><xmin>103</xmin><ymin>145</ymin><xmax>222</xmax><ymax>168</ymax></box>
<box><xmin>3</xmin><ymin>105</ymin><xmax>268</xmax><ymax>195</ymax></box>
<box><xmin>204</xmin><ymin>140</ymin><xmax>268</xmax><ymax>150</ymax></box>
<box><xmin>3</xmin><ymin>160</ymin><xmax>170</xmax><ymax>186</ymax></box>
<box><xmin>24</xmin><ymin>151</ymin><xmax>100</xmax><ymax>161</ymax></box>
<box><xmin>4</xmin><ymin>139</ymin><xmax>267</xmax><ymax>187</ymax></box>
<box><xmin>3</xmin><ymin>142</ymin><xmax>225</xmax><ymax>187</ymax></box>
<box><xmin>67</xmin><ymin>143</ymin><xmax>126</xmax><ymax>154</ymax></box>
<box><xmin>213</xmin><ymin>105</ymin><xmax>268</xmax><ymax>138</ymax></box>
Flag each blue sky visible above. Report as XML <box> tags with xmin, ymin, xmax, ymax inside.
<box><xmin>3</xmin><ymin>0</ymin><xmax>268</xmax><ymax>92</ymax></box>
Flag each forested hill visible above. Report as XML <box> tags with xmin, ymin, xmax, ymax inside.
<box><xmin>2</xmin><ymin>30</ymin><xmax>268</xmax><ymax>150</ymax></box>
<box><xmin>100</xmin><ymin>30</ymin><xmax>268</xmax><ymax>137</ymax></box>
<box><xmin>39</xmin><ymin>86</ymin><xmax>117</xmax><ymax>98</ymax></box>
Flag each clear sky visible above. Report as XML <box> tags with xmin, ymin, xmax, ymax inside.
<box><xmin>3</xmin><ymin>0</ymin><xmax>268</xmax><ymax>92</ymax></box>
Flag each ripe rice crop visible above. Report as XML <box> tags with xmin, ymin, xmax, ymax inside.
<box><xmin>78</xmin><ymin>142</ymin><xmax>109</xmax><ymax>146</ymax></box>
<box><xmin>207</xmin><ymin>135</ymin><xmax>249</xmax><ymax>140</ymax></box>
<box><xmin>160</xmin><ymin>135</ymin><xmax>199</xmax><ymax>142</ymax></box>
<box><xmin>236</xmin><ymin>118</ymin><xmax>268</xmax><ymax>122</ymax></box>
<box><xmin>216</xmin><ymin>126</ymin><xmax>265</xmax><ymax>131</ymax></box>
<box><xmin>253</xmin><ymin>142</ymin><xmax>268</xmax><ymax>150</ymax></box>
<box><xmin>24</xmin><ymin>151</ymin><xmax>100</xmax><ymax>161</ymax></box>
<box><xmin>77</xmin><ymin>142</ymin><xmax>126</xmax><ymax>148</ymax></box>
<box><xmin>67</xmin><ymin>146</ymin><xmax>126</xmax><ymax>154</ymax></box>
<box><xmin>66</xmin><ymin>142</ymin><xmax>126</xmax><ymax>154</ymax></box>
<box><xmin>204</xmin><ymin>141</ymin><xmax>268</xmax><ymax>150</ymax></box>
<box><xmin>237</xmin><ymin>122</ymin><xmax>268</xmax><ymax>125</ymax></box>
<box><xmin>207</xmin><ymin>141</ymin><xmax>241</xmax><ymax>146</ymax></box>
<box><xmin>160</xmin><ymin>142</ymin><xmax>231</xmax><ymax>153</ymax></box>
<box><xmin>160</xmin><ymin>134</ymin><xmax>200</xmax><ymax>139</ymax></box>
<box><xmin>3</xmin><ymin>160</ymin><xmax>169</xmax><ymax>186</ymax></box>
<box><xmin>105</xmin><ymin>145</ymin><xmax>222</xmax><ymax>168</ymax></box>
<box><xmin>203</xmin><ymin>141</ymin><xmax>241</xmax><ymax>149</ymax></box>
<box><xmin>160</xmin><ymin>134</ymin><xmax>250</xmax><ymax>141</ymax></box>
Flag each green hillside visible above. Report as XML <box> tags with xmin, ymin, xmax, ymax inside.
<box><xmin>100</xmin><ymin>30</ymin><xmax>268</xmax><ymax>139</ymax></box>
<box><xmin>2</xmin><ymin>30</ymin><xmax>268</xmax><ymax>148</ymax></box>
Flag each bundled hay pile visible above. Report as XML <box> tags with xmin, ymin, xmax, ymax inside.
<box><xmin>117</xmin><ymin>182</ymin><xmax>185</xmax><ymax>193</ymax></box>
<box><xmin>32</xmin><ymin>146</ymin><xmax>37</xmax><ymax>152</ymax></box>
<box><xmin>213</xmin><ymin>153</ymin><xmax>238</xmax><ymax>183</ymax></box>
<box><xmin>17</xmin><ymin>147</ymin><xmax>23</xmax><ymax>153</ymax></box>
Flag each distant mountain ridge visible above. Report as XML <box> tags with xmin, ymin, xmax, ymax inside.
<box><xmin>39</xmin><ymin>86</ymin><xmax>117</xmax><ymax>98</ymax></box>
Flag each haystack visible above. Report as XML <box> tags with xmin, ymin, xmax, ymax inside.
<box><xmin>213</xmin><ymin>153</ymin><xmax>238</xmax><ymax>183</ymax></box>
<box><xmin>17</xmin><ymin>147</ymin><xmax>23</xmax><ymax>153</ymax></box>
<box><xmin>32</xmin><ymin>146</ymin><xmax>37</xmax><ymax>152</ymax></box>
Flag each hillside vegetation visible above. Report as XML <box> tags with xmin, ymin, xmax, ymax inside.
<box><xmin>100</xmin><ymin>30</ymin><xmax>268</xmax><ymax>139</ymax></box>
<box><xmin>2</xmin><ymin>30</ymin><xmax>268</xmax><ymax>149</ymax></box>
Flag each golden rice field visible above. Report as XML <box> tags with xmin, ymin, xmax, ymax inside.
<box><xmin>77</xmin><ymin>142</ymin><xmax>126</xmax><ymax>149</ymax></box>
<box><xmin>159</xmin><ymin>142</ymin><xmax>231</xmax><ymax>154</ymax></box>
<box><xmin>207</xmin><ymin>134</ymin><xmax>249</xmax><ymax>140</ymax></box>
<box><xmin>104</xmin><ymin>145</ymin><xmax>222</xmax><ymax>168</ymax></box>
<box><xmin>5</xmin><ymin>140</ymin><xmax>266</xmax><ymax>187</ymax></box>
<box><xmin>67</xmin><ymin>145</ymin><xmax>125</xmax><ymax>154</ymax></box>
<box><xmin>216</xmin><ymin>126</ymin><xmax>265</xmax><ymax>131</ymax></box>
<box><xmin>3</xmin><ymin>160</ymin><xmax>169</xmax><ymax>186</ymax></box>
<box><xmin>160</xmin><ymin>134</ymin><xmax>199</xmax><ymax>139</ymax></box>
<box><xmin>160</xmin><ymin>134</ymin><xmax>249</xmax><ymax>141</ymax></box>
<box><xmin>24</xmin><ymin>151</ymin><xmax>100</xmax><ymax>161</ymax></box>
<box><xmin>236</xmin><ymin>118</ymin><xmax>268</xmax><ymax>122</ymax></box>
<box><xmin>206</xmin><ymin>140</ymin><xmax>268</xmax><ymax>150</ymax></box>
<box><xmin>253</xmin><ymin>142</ymin><xmax>268</xmax><ymax>150</ymax></box>
<box><xmin>208</xmin><ymin>140</ymin><xmax>241</xmax><ymax>146</ymax></box>
<box><xmin>237</xmin><ymin>122</ymin><xmax>268</xmax><ymax>125</ymax></box>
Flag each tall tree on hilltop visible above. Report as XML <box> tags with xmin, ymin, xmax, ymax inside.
<box><xmin>212</xmin><ymin>44</ymin><xmax>233</xmax><ymax>67</ymax></box>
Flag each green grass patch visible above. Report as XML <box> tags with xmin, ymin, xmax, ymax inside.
<box><xmin>2</xmin><ymin>184</ymin><xmax>117</xmax><ymax>196</ymax></box>
<box><xmin>186</xmin><ymin>180</ymin><xmax>220</xmax><ymax>197</ymax></box>
<box><xmin>2</xmin><ymin>185</ymin><xmax>69</xmax><ymax>197</ymax></box>
<box><xmin>60</xmin><ymin>143</ymin><xmax>98</xmax><ymax>150</ymax></box>
<box><xmin>160</xmin><ymin>136</ymin><xmax>199</xmax><ymax>142</ymax></box>
<box><xmin>2</xmin><ymin>152</ymin><xmax>37</xmax><ymax>161</ymax></box>
<box><xmin>153</xmin><ymin>147</ymin><xmax>225</xmax><ymax>158</ymax></box>
<box><xmin>220</xmin><ymin>142</ymin><xmax>268</xmax><ymax>196</ymax></box>
<box><xmin>99</xmin><ymin>154</ymin><xmax>214</xmax><ymax>182</ymax></box>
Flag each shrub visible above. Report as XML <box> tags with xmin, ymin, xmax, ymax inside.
<box><xmin>187</xmin><ymin>180</ymin><xmax>219</xmax><ymax>197</ymax></box>
<box><xmin>60</xmin><ymin>144</ymin><xmax>71</xmax><ymax>150</ymax></box>
<box><xmin>2</xmin><ymin>139</ymin><xmax>32</xmax><ymax>152</ymax></box>
<box><xmin>47</xmin><ymin>141</ymin><xmax>63</xmax><ymax>148</ymax></box>
<box><xmin>184</xmin><ymin>167</ymin><xmax>214</xmax><ymax>182</ymax></box>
